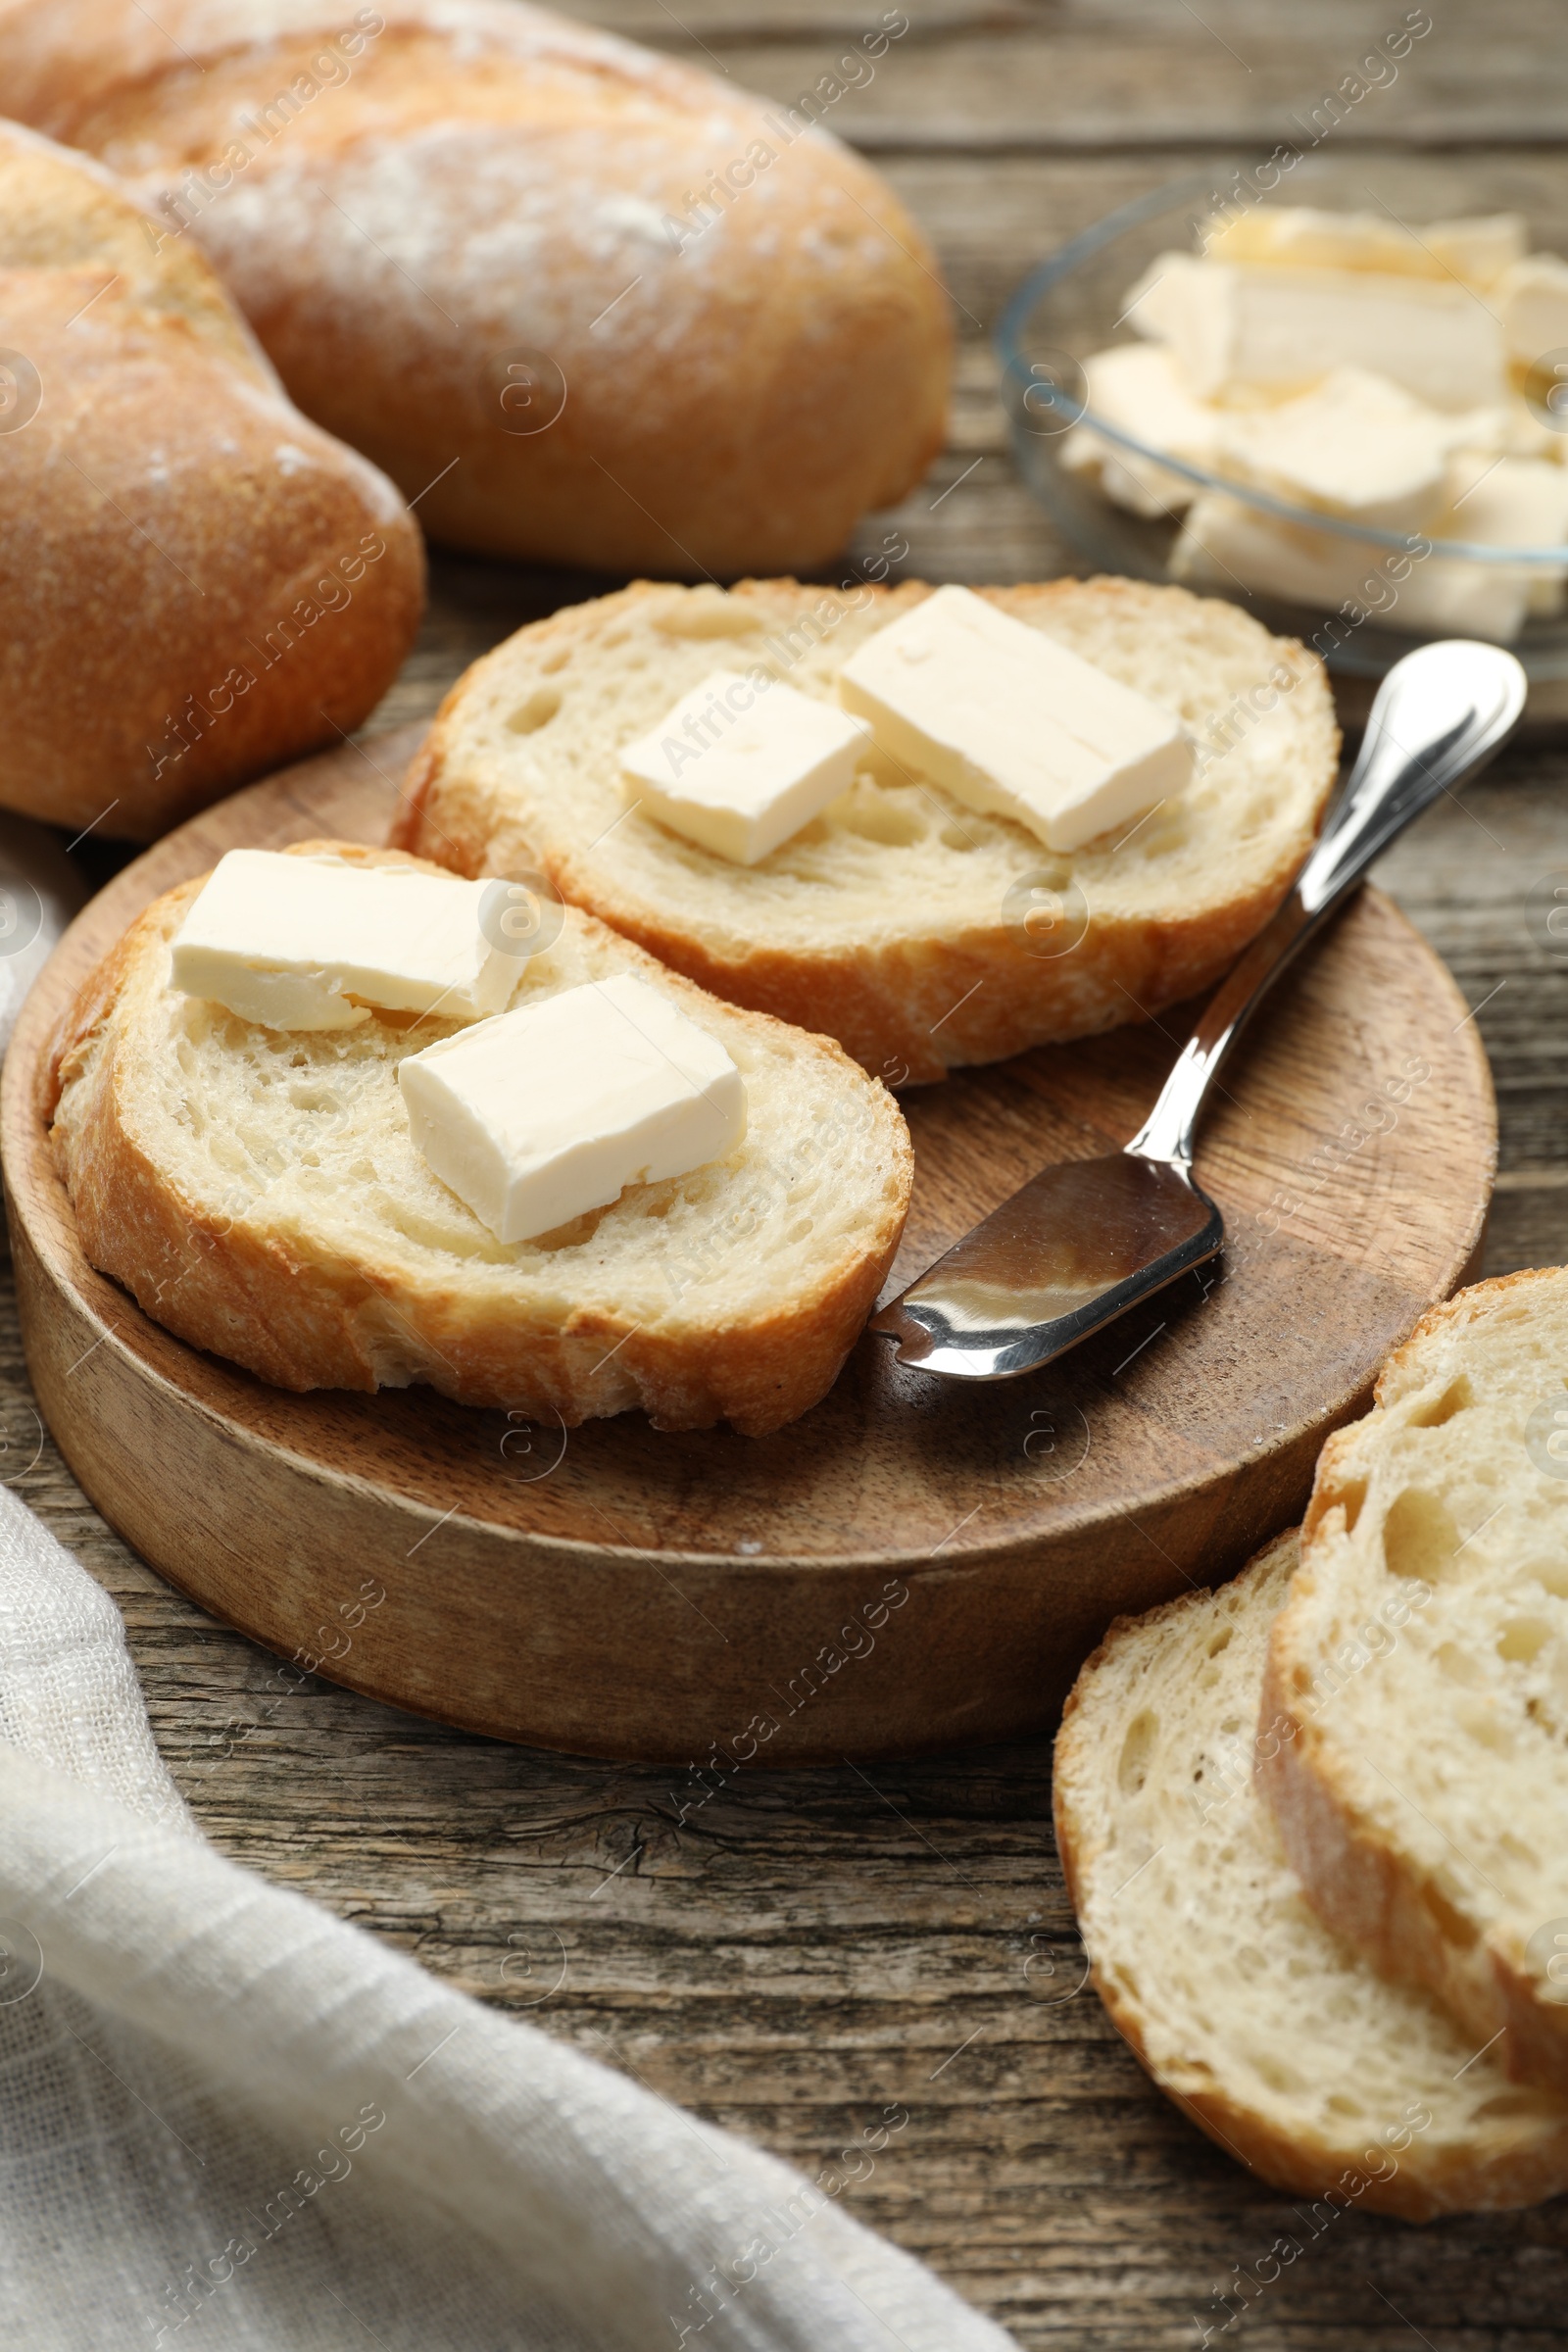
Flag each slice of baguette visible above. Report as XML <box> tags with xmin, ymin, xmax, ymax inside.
<box><xmin>1261</xmin><ymin>1269</ymin><xmax>1568</xmax><ymax>2090</ymax></box>
<box><xmin>1054</xmin><ymin>1530</ymin><xmax>1568</xmax><ymax>2218</ymax></box>
<box><xmin>392</xmin><ymin>576</ymin><xmax>1340</xmax><ymax>1082</ymax></box>
<box><xmin>47</xmin><ymin>843</ymin><xmax>912</xmax><ymax>1438</ymax></box>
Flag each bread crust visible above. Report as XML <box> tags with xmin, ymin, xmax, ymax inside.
<box><xmin>0</xmin><ymin>0</ymin><xmax>952</xmax><ymax>576</ymax></box>
<box><xmin>0</xmin><ymin>118</ymin><xmax>422</xmax><ymax>839</ymax></box>
<box><xmin>1055</xmin><ymin>1537</ymin><xmax>1568</xmax><ymax>2218</ymax></box>
<box><xmin>1261</xmin><ymin>1271</ymin><xmax>1568</xmax><ymax>2093</ymax></box>
<box><xmin>48</xmin><ymin>843</ymin><xmax>912</xmax><ymax>1438</ymax></box>
<box><xmin>395</xmin><ymin>575</ymin><xmax>1340</xmax><ymax>1080</ymax></box>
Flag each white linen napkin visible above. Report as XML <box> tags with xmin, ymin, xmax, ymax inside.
<box><xmin>0</xmin><ymin>1482</ymin><xmax>1016</xmax><ymax>2350</ymax></box>
<box><xmin>0</xmin><ymin>814</ymin><xmax>84</xmax><ymax>1062</ymax></box>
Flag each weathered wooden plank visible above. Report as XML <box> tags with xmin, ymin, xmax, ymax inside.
<box><xmin>544</xmin><ymin>0</ymin><xmax>1568</xmax><ymax>150</ymax></box>
<box><xmin>552</xmin><ymin>2</ymin><xmax>1035</xmax><ymax>36</ymax></box>
<box><xmin>1374</xmin><ymin>760</ymin><xmax>1568</xmax><ymax>1189</ymax></box>
<box><xmin>869</xmin><ymin>151</ymin><xmax>1568</xmax><ymax>332</ymax></box>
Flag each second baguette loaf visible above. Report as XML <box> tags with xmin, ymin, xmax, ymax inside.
<box><xmin>0</xmin><ymin>0</ymin><xmax>952</xmax><ymax>577</ymax></box>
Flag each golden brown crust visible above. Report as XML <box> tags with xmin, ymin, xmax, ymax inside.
<box><xmin>1370</xmin><ymin>1267</ymin><xmax>1554</xmax><ymax>1409</ymax></box>
<box><xmin>1071</xmin><ymin>1952</ymin><xmax>1568</xmax><ymax>2220</ymax></box>
<box><xmin>395</xmin><ymin>574</ymin><xmax>1340</xmax><ymax>1081</ymax></box>
<box><xmin>49</xmin><ymin>842</ymin><xmax>912</xmax><ymax>1439</ymax></box>
<box><xmin>1257</xmin><ymin>1576</ymin><xmax>1536</xmax><ymax>2083</ymax></box>
<box><xmin>0</xmin><ymin>0</ymin><xmax>952</xmax><ymax>576</ymax></box>
<box><xmin>0</xmin><ymin>119</ymin><xmax>423</xmax><ymax>838</ymax></box>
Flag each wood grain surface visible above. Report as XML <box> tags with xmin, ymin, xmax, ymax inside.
<box><xmin>3</xmin><ymin>738</ymin><xmax>1494</xmax><ymax>1761</ymax></box>
<box><xmin>9</xmin><ymin>4</ymin><xmax>1568</xmax><ymax>2344</ymax></box>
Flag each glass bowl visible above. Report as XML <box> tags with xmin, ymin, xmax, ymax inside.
<box><xmin>997</xmin><ymin>153</ymin><xmax>1568</xmax><ymax>686</ymax></box>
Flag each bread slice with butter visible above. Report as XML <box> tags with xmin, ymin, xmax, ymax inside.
<box><xmin>392</xmin><ymin>576</ymin><xmax>1339</xmax><ymax>1084</ymax></box>
<box><xmin>1260</xmin><ymin>1270</ymin><xmax>1568</xmax><ymax>2093</ymax></box>
<box><xmin>1054</xmin><ymin>1530</ymin><xmax>1568</xmax><ymax>2218</ymax></box>
<box><xmin>47</xmin><ymin>843</ymin><xmax>912</xmax><ymax>1438</ymax></box>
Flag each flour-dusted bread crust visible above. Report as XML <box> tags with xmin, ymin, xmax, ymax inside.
<box><xmin>393</xmin><ymin>576</ymin><xmax>1339</xmax><ymax>1081</ymax></box>
<box><xmin>1261</xmin><ymin>1270</ymin><xmax>1568</xmax><ymax>2090</ymax></box>
<box><xmin>0</xmin><ymin>0</ymin><xmax>951</xmax><ymax>577</ymax></box>
<box><xmin>0</xmin><ymin>119</ymin><xmax>422</xmax><ymax>840</ymax></box>
<box><xmin>1054</xmin><ymin>1531</ymin><xmax>1568</xmax><ymax>2218</ymax></box>
<box><xmin>47</xmin><ymin>843</ymin><xmax>912</xmax><ymax>1437</ymax></box>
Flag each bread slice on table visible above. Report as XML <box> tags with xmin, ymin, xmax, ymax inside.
<box><xmin>0</xmin><ymin>120</ymin><xmax>422</xmax><ymax>840</ymax></box>
<box><xmin>47</xmin><ymin>843</ymin><xmax>912</xmax><ymax>1439</ymax></box>
<box><xmin>1054</xmin><ymin>1531</ymin><xmax>1568</xmax><ymax>2218</ymax></box>
<box><xmin>392</xmin><ymin>576</ymin><xmax>1339</xmax><ymax>1082</ymax></box>
<box><xmin>1261</xmin><ymin>1269</ymin><xmax>1568</xmax><ymax>2091</ymax></box>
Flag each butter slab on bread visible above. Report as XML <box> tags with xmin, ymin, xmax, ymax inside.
<box><xmin>1261</xmin><ymin>1271</ymin><xmax>1568</xmax><ymax>2091</ymax></box>
<box><xmin>47</xmin><ymin>844</ymin><xmax>912</xmax><ymax>1438</ymax></box>
<box><xmin>393</xmin><ymin>577</ymin><xmax>1339</xmax><ymax>1081</ymax></box>
<box><xmin>1054</xmin><ymin>1532</ymin><xmax>1568</xmax><ymax>2217</ymax></box>
<box><xmin>0</xmin><ymin>0</ymin><xmax>951</xmax><ymax>578</ymax></box>
<box><xmin>0</xmin><ymin>119</ymin><xmax>422</xmax><ymax>839</ymax></box>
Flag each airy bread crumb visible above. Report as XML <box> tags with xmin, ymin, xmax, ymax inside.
<box><xmin>1263</xmin><ymin>1269</ymin><xmax>1568</xmax><ymax>2090</ymax></box>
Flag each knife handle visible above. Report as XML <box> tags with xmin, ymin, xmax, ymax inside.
<box><xmin>1127</xmin><ymin>639</ymin><xmax>1526</xmax><ymax>1170</ymax></box>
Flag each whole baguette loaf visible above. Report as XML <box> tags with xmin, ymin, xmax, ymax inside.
<box><xmin>0</xmin><ymin>0</ymin><xmax>952</xmax><ymax>576</ymax></box>
<box><xmin>0</xmin><ymin>118</ymin><xmax>422</xmax><ymax>840</ymax></box>
<box><xmin>1054</xmin><ymin>1530</ymin><xmax>1568</xmax><ymax>2219</ymax></box>
<box><xmin>47</xmin><ymin>842</ymin><xmax>913</xmax><ymax>1438</ymax></box>
<box><xmin>393</xmin><ymin>575</ymin><xmax>1339</xmax><ymax>1080</ymax></box>
<box><xmin>1261</xmin><ymin>1269</ymin><xmax>1568</xmax><ymax>2092</ymax></box>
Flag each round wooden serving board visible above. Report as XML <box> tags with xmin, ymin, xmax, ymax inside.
<box><xmin>2</xmin><ymin>729</ymin><xmax>1495</xmax><ymax>1764</ymax></box>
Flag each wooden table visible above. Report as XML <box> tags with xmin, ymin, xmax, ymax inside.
<box><xmin>13</xmin><ymin>5</ymin><xmax>1568</xmax><ymax>2343</ymax></box>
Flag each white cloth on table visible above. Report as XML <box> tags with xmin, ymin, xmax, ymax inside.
<box><xmin>0</xmin><ymin>814</ymin><xmax>83</xmax><ymax>1062</ymax></box>
<box><xmin>0</xmin><ymin>1482</ymin><xmax>1016</xmax><ymax>2351</ymax></box>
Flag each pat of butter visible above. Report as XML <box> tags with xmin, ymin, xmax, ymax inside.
<box><xmin>1060</xmin><ymin>343</ymin><xmax>1220</xmax><ymax>517</ymax></box>
<box><xmin>1446</xmin><ymin>451</ymin><xmax>1568</xmax><ymax>619</ymax></box>
<box><xmin>835</xmin><ymin>584</ymin><xmax>1192</xmax><ymax>855</ymax></box>
<box><xmin>1498</xmin><ymin>253</ymin><xmax>1568</xmax><ymax>367</ymax></box>
<box><xmin>1123</xmin><ymin>253</ymin><xmax>1507</xmax><ymax>410</ymax></box>
<box><xmin>1215</xmin><ymin>367</ymin><xmax>1464</xmax><ymax>534</ymax></box>
<box><xmin>1172</xmin><ymin>488</ymin><xmax>1545</xmax><ymax>645</ymax></box>
<box><xmin>1200</xmin><ymin>206</ymin><xmax>1526</xmax><ymax>291</ymax></box>
<box><xmin>1173</xmin><ymin>493</ymin><xmax>1401</xmax><ymax>621</ymax></box>
<box><xmin>621</xmin><ymin>669</ymin><xmax>871</xmax><ymax>864</ymax></box>
<box><xmin>172</xmin><ymin>851</ymin><xmax>515</xmax><ymax>1031</ymax></box>
<box><xmin>399</xmin><ymin>973</ymin><xmax>746</xmax><ymax>1245</ymax></box>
